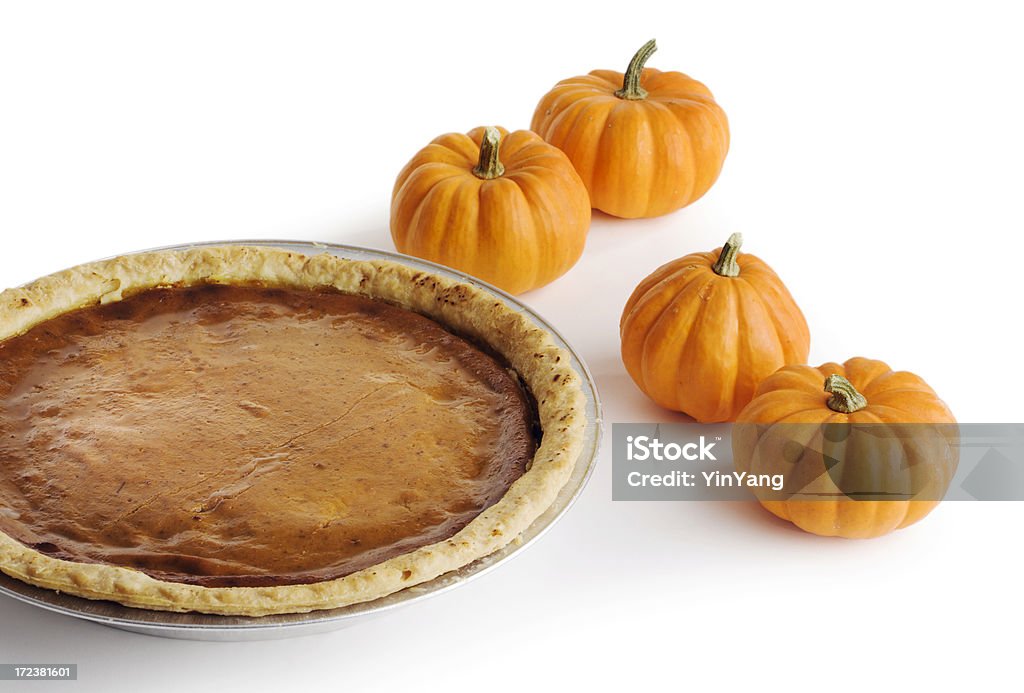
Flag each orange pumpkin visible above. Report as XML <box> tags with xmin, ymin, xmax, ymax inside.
<box><xmin>620</xmin><ymin>233</ymin><xmax>809</xmax><ymax>422</ymax></box>
<box><xmin>531</xmin><ymin>39</ymin><xmax>730</xmax><ymax>219</ymax></box>
<box><xmin>390</xmin><ymin>126</ymin><xmax>591</xmax><ymax>295</ymax></box>
<box><xmin>733</xmin><ymin>357</ymin><xmax>958</xmax><ymax>539</ymax></box>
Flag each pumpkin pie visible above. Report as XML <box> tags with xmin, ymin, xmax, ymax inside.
<box><xmin>0</xmin><ymin>246</ymin><xmax>586</xmax><ymax>616</ymax></box>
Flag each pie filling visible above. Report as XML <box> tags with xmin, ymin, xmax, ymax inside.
<box><xmin>0</xmin><ymin>284</ymin><xmax>537</xmax><ymax>588</ymax></box>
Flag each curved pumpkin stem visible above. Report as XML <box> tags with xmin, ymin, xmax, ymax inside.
<box><xmin>825</xmin><ymin>374</ymin><xmax>868</xmax><ymax>414</ymax></box>
<box><xmin>711</xmin><ymin>233</ymin><xmax>743</xmax><ymax>277</ymax></box>
<box><xmin>615</xmin><ymin>39</ymin><xmax>657</xmax><ymax>101</ymax></box>
<box><xmin>472</xmin><ymin>127</ymin><xmax>505</xmax><ymax>180</ymax></box>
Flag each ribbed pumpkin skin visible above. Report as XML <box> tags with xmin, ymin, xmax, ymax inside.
<box><xmin>390</xmin><ymin>127</ymin><xmax>591</xmax><ymax>295</ymax></box>
<box><xmin>619</xmin><ymin>246</ymin><xmax>809</xmax><ymax>422</ymax></box>
<box><xmin>531</xmin><ymin>68</ymin><xmax>729</xmax><ymax>219</ymax></box>
<box><xmin>734</xmin><ymin>358</ymin><xmax>958</xmax><ymax>539</ymax></box>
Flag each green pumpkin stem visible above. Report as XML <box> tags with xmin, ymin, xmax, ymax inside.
<box><xmin>824</xmin><ymin>375</ymin><xmax>868</xmax><ymax>414</ymax></box>
<box><xmin>615</xmin><ymin>39</ymin><xmax>657</xmax><ymax>101</ymax></box>
<box><xmin>711</xmin><ymin>233</ymin><xmax>743</xmax><ymax>277</ymax></box>
<box><xmin>472</xmin><ymin>126</ymin><xmax>505</xmax><ymax>180</ymax></box>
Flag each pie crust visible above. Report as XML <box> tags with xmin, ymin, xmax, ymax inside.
<box><xmin>0</xmin><ymin>246</ymin><xmax>587</xmax><ymax>616</ymax></box>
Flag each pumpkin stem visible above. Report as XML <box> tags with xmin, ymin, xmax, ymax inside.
<box><xmin>615</xmin><ymin>39</ymin><xmax>657</xmax><ymax>101</ymax></box>
<box><xmin>711</xmin><ymin>233</ymin><xmax>743</xmax><ymax>277</ymax></box>
<box><xmin>824</xmin><ymin>375</ymin><xmax>868</xmax><ymax>414</ymax></box>
<box><xmin>472</xmin><ymin>126</ymin><xmax>505</xmax><ymax>180</ymax></box>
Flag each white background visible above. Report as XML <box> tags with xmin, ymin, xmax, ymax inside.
<box><xmin>1</xmin><ymin>1</ymin><xmax>1022</xmax><ymax>690</ymax></box>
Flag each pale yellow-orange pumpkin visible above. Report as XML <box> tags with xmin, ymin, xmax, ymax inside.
<box><xmin>620</xmin><ymin>233</ymin><xmax>809</xmax><ymax>422</ymax></box>
<box><xmin>733</xmin><ymin>357</ymin><xmax>959</xmax><ymax>539</ymax></box>
<box><xmin>390</xmin><ymin>126</ymin><xmax>591</xmax><ymax>295</ymax></box>
<box><xmin>531</xmin><ymin>39</ymin><xmax>729</xmax><ymax>219</ymax></box>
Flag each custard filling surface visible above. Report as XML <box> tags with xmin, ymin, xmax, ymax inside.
<box><xmin>0</xmin><ymin>284</ymin><xmax>536</xmax><ymax>587</ymax></box>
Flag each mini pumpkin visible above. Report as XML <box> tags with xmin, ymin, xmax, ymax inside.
<box><xmin>620</xmin><ymin>233</ymin><xmax>809</xmax><ymax>422</ymax></box>
<box><xmin>390</xmin><ymin>126</ymin><xmax>591</xmax><ymax>295</ymax></box>
<box><xmin>531</xmin><ymin>39</ymin><xmax>730</xmax><ymax>219</ymax></box>
<box><xmin>733</xmin><ymin>357</ymin><xmax>958</xmax><ymax>539</ymax></box>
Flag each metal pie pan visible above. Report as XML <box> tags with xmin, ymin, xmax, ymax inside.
<box><xmin>0</xmin><ymin>240</ymin><xmax>602</xmax><ymax>641</ymax></box>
